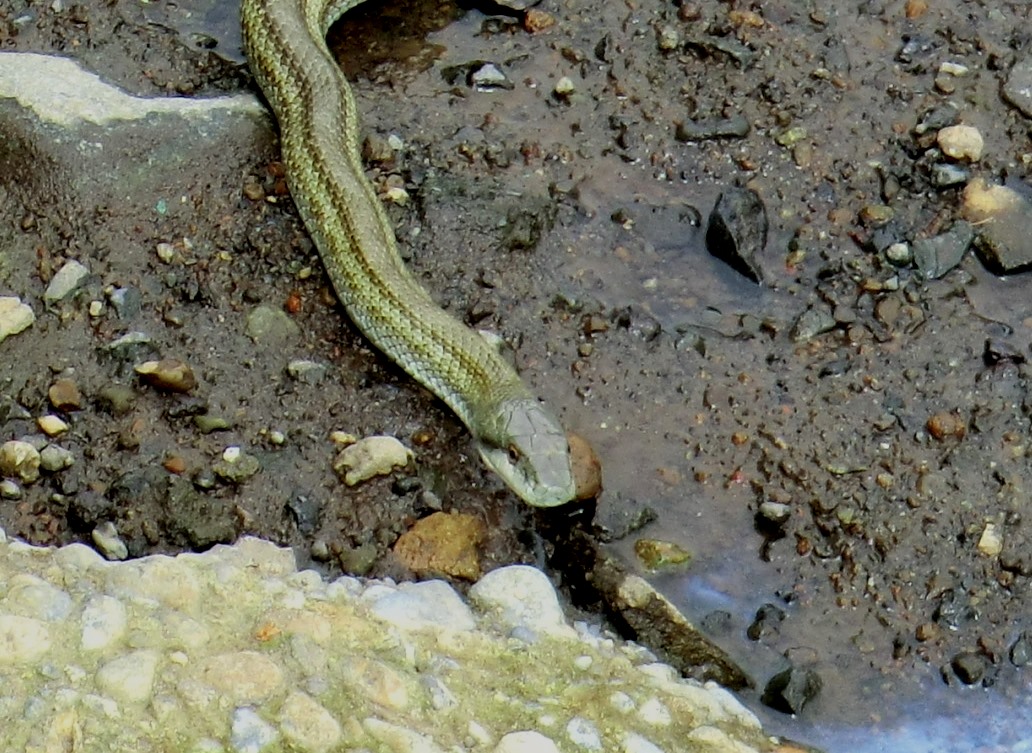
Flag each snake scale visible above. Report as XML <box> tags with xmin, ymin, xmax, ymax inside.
<box><xmin>241</xmin><ymin>0</ymin><xmax>576</xmax><ymax>505</ymax></box>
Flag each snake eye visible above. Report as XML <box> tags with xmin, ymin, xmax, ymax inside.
<box><xmin>507</xmin><ymin>445</ymin><xmax>521</xmax><ymax>464</ymax></box>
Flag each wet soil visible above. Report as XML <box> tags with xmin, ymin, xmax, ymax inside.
<box><xmin>3</xmin><ymin>0</ymin><xmax>1032</xmax><ymax>750</ymax></box>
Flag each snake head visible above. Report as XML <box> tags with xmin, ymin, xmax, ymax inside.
<box><xmin>476</xmin><ymin>397</ymin><xmax>576</xmax><ymax>507</ymax></box>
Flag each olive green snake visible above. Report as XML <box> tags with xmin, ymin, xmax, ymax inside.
<box><xmin>241</xmin><ymin>0</ymin><xmax>575</xmax><ymax>505</ymax></box>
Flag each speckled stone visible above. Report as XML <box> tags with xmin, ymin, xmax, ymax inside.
<box><xmin>0</xmin><ymin>614</ymin><xmax>51</xmax><ymax>663</ymax></box>
<box><xmin>197</xmin><ymin>651</ymin><xmax>285</xmax><ymax>705</ymax></box>
<box><xmin>80</xmin><ymin>595</ymin><xmax>128</xmax><ymax>651</ymax></box>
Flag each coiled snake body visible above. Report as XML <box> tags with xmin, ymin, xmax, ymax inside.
<box><xmin>241</xmin><ymin>0</ymin><xmax>575</xmax><ymax>505</ymax></box>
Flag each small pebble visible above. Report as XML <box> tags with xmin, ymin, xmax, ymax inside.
<box><xmin>37</xmin><ymin>415</ymin><xmax>69</xmax><ymax>436</ymax></box>
<box><xmin>937</xmin><ymin>124</ymin><xmax>984</xmax><ymax>161</ymax></box>
<box><xmin>48</xmin><ymin>378</ymin><xmax>83</xmax><ymax>411</ymax></box>
<box><xmin>0</xmin><ymin>440</ymin><xmax>41</xmax><ymax>483</ymax></box>
<box><xmin>92</xmin><ymin>521</ymin><xmax>129</xmax><ymax>561</ymax></box>
<box><xmin>332</xmin><ymin>436</ymin><xmax>413</xmax><ymax>485</ymax></box>
<box><xmin>39</xmin><ymin>445</ymin><xmax>74</xmax><ymax>472</ymax></box>
<box><xmin>135</xmin><ymin>359</ymin><xmax>197</xmax><ymax>393</ymax></box>
<box><xmin>44</xmin><ymin>260</ymin><xmax>90</xmax><ymax>304</ymax></box>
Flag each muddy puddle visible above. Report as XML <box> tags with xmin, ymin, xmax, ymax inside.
<box><xmin>3</xmin><ymin>0</ymin><xmax>1032</xmax><ymax>751</ymax></box>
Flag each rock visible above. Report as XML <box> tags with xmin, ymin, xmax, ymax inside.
<box><xmin>135</xmin><ymin>358</ymin><xmax>197</xmax><ymax>393</ymax></box>
<box><xmin>469</xmin><ymin>565</ymin><xmax>571</xmax><ymax>638</ymax></box>
<box><xmin>81</xmin><ymin>595</ymin><xmax>128</xmax><ymax>651</ymax></box>
<box><xmin>912</xmin><ymin>221</ymin><xmax>973</xmax><ymax>279</ymax></box>
<box><xmin>936</xmin><ymin>125</ymin><xmax>983</xmax><ymax>161</ymax></box>
<box><xmin>568</xmin><ymin>431</ymin><xmax>603</xmax><ymax>500</ymax></box>
<box><xmin>553</xmin><ymin>76</ymin><xmax>576</xmax><ymax>98</ymax></box>
<box><xmin>0</xmin><ymin>296</ymin><xmax>35</xmax><ymax>343</ymax></box>
<box><xmin>761</xmin><ymin>666</ymin><xmax>822</xmax><ymax>714</ymax></box>
<box><xmin>962</xmin><ymin>178</ymin><xmax>1032</xmax><ymax>272</ymax></box>
<box><xmin>705</xmin><ymin>188</ymin><xmax>768</xmax><ymax>283</ymax></box>
<box><xmin>44</xmin><ymin>260</ymin><xmax>90</xmax><ymax>304</ymax></box>
<box><xmin>0</xmin><ymin>615</ymin><xmax>51</xmax><ymax>664</ymax></box>
<box><xmin>950</xmin><ymin>651</ymin><xmax>986</xmax><ymax>685</ymax></box>
<box><xmin>246</xmin><ymin>304</ymin><xmax>300</xmax><ymax>346</ymax></box>
<box><xmin>926</xmin><ymin>412</ymin><xmax>966</xmax><ymax>440</ymax></box>
<box><xmin>213</xmin><ymin>446</ymin><xmax>261</xmax><ymax>484</ymax></box>
<box><xmin>494</xmin><ymin>731</ymin><xmax>561</xmax><ymax>753</ymax></box>
<box><xmin>4</xmin><ymin>575</ymin><xmax>73</xmax><ymax>621</ymax></box>
<box><xmin>790</xmin><ymin>307</ymin><xmax>836</xmax><ymax>343</ymax></box>
<box><xmin>1009</xmin><ymin>631</ymin><xmax>1032</xmax><ymax>667</ymax></box>
<box><xmin>746</xmin><ymin>603</ymin><xmax>786</xmax><ymax>641</ymax></box>
<box><xmin>0</xmin><ymin>479</ymin><xmax>20</xmax><ymax>499</ymax></box>
<box><xmin>48</xmin><ymin>378</ymin><xmax>83</xmax><ymax>411</ymax></box>
<box><xmin>96</xmin><ymin>649</ymin><xmax>160</xmax><ymax>704</ymax></box>
<box><xmin>566</xmin><ymin>717</ymin><xmax>602</xmax><ymax>750</ymax></box>
<box><xmin>633</xmin><ymin>539</ymin><xmax>692</xmax><ymax>571</ymax></box>
<box><xmin>366</xmin><ymin>580</ymin><xmax>477</xmax><ymax>633</ymax></box>
<box><xmin>590</xmin><ymin>553</ymin><xmax>750</xmax><ymax>689</ymax></box>
<box><xmin>39</xmin><ymin>445</ymin><xmax>74</xmax><ymax>472</ymax></box>
<box><xmin>287</xmin><ymin>359</ymin><xmax>329</xmax><ymax>385</ymax></box>
<box><xmin>392</xmin><ymin>511</ymin><xmax>486</xmax><ymax>581</ymax></box>
<box><xmin>37</xmin><ymin>414</ymin><xmax>69</xmax><ymax>437</ymax></box>
<box><xmin>0</xmin><ymin>440</ymin><xmax>41</xmax><ymax>483</ymax></box>
<box><xmin>1002</xmin><ymin>55</ymin><xmax>1032</xmax><ymax>119</ymax></box>
<box><xmin>278</xmin><ymin>691</ymin><xmax>343</xmax><ymax>753</ymax></box>
<box><xmin>91</xmin><ymin>521</ymin><xmax>129</xmax><ymax>561</ymax></box>
<box><xmin>333</xmin><ymin>435</ymin><xmax>413</xmax><ymax>485</ymax></box>
<box><xmin>197</xmin><ymin>651</ymin><xmax>284</xmax><ymax>705</ymax></box>
<box><xmin>363</xmin><ymin>718</ymin><xmax>445</xmax><ymax>753</ymax></box>
<box><xmin>977</xmin><ymin>523</ymin><xmax>1003</xmax><ymax>557</ymax></box>
<box><xmin>231</xmin><ymin>706</ymin><xmax>279</xmax><ymax>753</ymax></box>
<box><xmin>469</xmin><ymin>62</ymin><xmax>512</xmax><ymax>91</ymax></box>
<box><xmin>675</xmin><ymin>115</ymin><xmax>750</xmax><ymax>142</ymax></box>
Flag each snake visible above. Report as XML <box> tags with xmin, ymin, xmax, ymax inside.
<box><xmin>241</xmin><ymin>0</ymin><xmax>576</xmax><ymax>506</ymax></box>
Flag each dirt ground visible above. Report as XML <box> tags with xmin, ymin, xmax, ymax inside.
<box><xmin>3</xmin><ymin>0</ymin><xmax>1032</xmax><ymax>749</ymax></box>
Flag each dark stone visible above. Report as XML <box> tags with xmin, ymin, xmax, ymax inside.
<box><xmin>675</xmin><ymin>115</ymin><xmax>750</xmax><ymax>142</ymax></box>
<box><xmin>747</xmin><ymin>603</ymin><xmax>786</xmax><ymax>641</ymax></box>
<box><xmin>66</xmin><ymin>490</ymin><xmax>115</xmax><ymax>531</ymax></box>
<box><xmin>163</xmin><ymin>476</ymin><xmax>237</xmax><ymax>549</ymax></box>
<box><xmin>933</xmin><ymin>588</ymin><xmax>980</xmax><ymax>629</ymax></box>
<box><xmin>951</xmin><ymin>651</ymin><xmax>987</xmax><ymax>685</ymax></box>
<box><xmin>912</xmin><ymin>221</ymin><xmax>973</xmax><ymax>279</ymax></box>
<box><xmin>700</xmin><ymin>610</ymin><xmax>734</xmax><ymax>635</ymax></box>
<box><xmin>762</xmin><ymin>666</ymin><xmax>822</xmax><ymax>714</ymax></box>
<box><xmin>285</xmin><ymin>495</ymin><xmax>321</xmax><ymax>535</ymax></box>
<box><xmin>706</xmin><ymin>188</ymin><xmax>768</xmax><ymax>283</ymax></box>
<box><xmin>1002</xmin><ymin>55</ymin><xmax>1032</xmax><ymax>119</ymax></box>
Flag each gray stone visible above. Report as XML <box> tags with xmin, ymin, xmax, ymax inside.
<box><xmin>246</xmin><ymin>305</ymin><xmax>300</xmax><ymax>346</ymax></box>
<box><xmin>231</xmin><ymin>707</ymin><xmax>279</xmax><ymax>753</ymax></box>
<box><xmin>621</xmin><ymin>732</ymin><xmax>666</xmax><ymax>753</ymax></box>
<box><xmin>566</xmin><ymin>717</ymin><xmax>603</xmax><ymax>750</ymax></box>
<box><xmin>913</xmin><ymin>221</ymin><xmax>973</xmax><ymax>279</ymax></box>
<box><xmin>39</xmin><ymin>444</ymin><xmax>75</xmax><ymax>472</ymax></box>
<box><xmin>1003</xmin><ymin>55</ymin><xmax>1032</xmax><ymax>119</ymax></box>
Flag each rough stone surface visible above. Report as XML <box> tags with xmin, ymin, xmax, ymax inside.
<box><xmin>0</xmin><ymin>529</ymin><xmax>778</xmax><ymax>753</ymax></box>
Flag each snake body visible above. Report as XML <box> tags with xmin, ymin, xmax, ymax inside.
<box><xmin>241</xmin><ymin>0</ymin><xmax>576</xmax><ymax>506</ymax></box>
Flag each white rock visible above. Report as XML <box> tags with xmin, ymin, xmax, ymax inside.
<box><xmin>44</xmin><ymin>260</ymin><xmax>90</xmax><ymax>304</ymax></box>
<box><xmin>937</xmin><ymin>124</ymin><xmax>984</xmax><ymax>161</ymax></box>
<box><xmin>0</xmin><ymin>615</ymin><xmax>51</xmax><ymax>663</ymax></box>
<box><xmin>978</xmin><ymin>523</ymin><xmax>1003</xmax><ymax>556</ymax></box>
<box><xmin>366</xmin><ymin>580</ymin><xmax>476</xmax><ymax>633</ymax></box>
<box><xmin>96</xmin><ymin>649</ymin><xmax>160</xmax><ymax>704</ymax></box>
<box><xmin>622</xmin><ymin>732</ymin><xmax>666</xmax><ymax>753</ymax></box>
<box><xmin>0</xmin><ymin>440</ymin><xmax>41</xmax><ymax>483</ymax></box>
<box><xmin>232</xmin><ymin>707</ymin><xmax>279</xmax><ymax>753</ymax></box>
<box><xmin>333</xmin><ymin>435</ymin><xmax>413</xmax><ymax>485</ymax></box>
<box><xmin>362</xmin><ymin>717</ymin><xmax>446</xmax><ymax>753</ymax></box>
<box><xmin>494</xmin><ymin>731</ymin><xmax>561</xmax><ymax>753</ymax></box>
<box><xmin>278</xmin><ymin>691</ymin><xmax>342</xmax><ymax>753</ymax></box>
<box><xmin>0</xmin><ymin>296</ymin><xmax>35</xmax><ymax>343</ymax></box>
<box><xmin>3</xmin><ymin>575</ymin><xmax>73</xmax><ymax>621</ymax></box>
<box><xmin>81</xmin><ymin>595</ymin><xmax>128</xmax><ymax>651</ymax></box>
<box><xmin>566</xmin><ymin>717</ymin><xmax>602</xmax><ymax>750</ymax></box>
<box><xmin>469</xmin><ymin>565</ymin><xmax>572</xmax><ymax>638</ymax></box>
